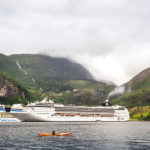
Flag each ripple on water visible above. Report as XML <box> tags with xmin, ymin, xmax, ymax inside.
<box><xmin>0</xmin><ymin>122</ymin><xmax>150</xmax><ymax>150</ymax></box>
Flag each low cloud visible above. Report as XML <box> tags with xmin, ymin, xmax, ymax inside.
<box><xmin>107</xmin><ymin>86</ymin><xmax>125</xmax><ymax>100</ymax></box>
<box><xmin>0</xmin><ymin>0</ymin><xmax>150</xmax><ymax>85</ymax></box>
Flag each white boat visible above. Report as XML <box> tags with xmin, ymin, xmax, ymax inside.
<box><xmin>10</xmin><ymin>99</ymin><xmax>130</xmax><ymax>122</ymax></box>
<box><xmin>0</xmin><ymin>105</ymin><xmax>20</xmax><ymax>122</ymax></box>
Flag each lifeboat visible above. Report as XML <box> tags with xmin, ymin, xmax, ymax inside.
<box><xmin>39</xmin><ymin>132</ymin><xmax>72</xmax><ymax>137</ymax></box>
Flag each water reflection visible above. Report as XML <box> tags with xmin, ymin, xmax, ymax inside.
<box><xmin>0</xmin><ymin>122</ymin><xmax>150</xmax><ymax>150</ymax></box>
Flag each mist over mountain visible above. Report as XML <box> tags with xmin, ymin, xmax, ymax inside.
<box><xmin>1</xmin><ymin>52</ymin><xmax>150</xmax><ymax>108</ymax></box>
<box><xmin>0</xmin><ymin>53</ymin><xmax>115</xmax><ymax>105</ymax></box>
<box><xmin>111</xmin><ymin>68</ymin><xmax>150</xmax><ymax>107</ymax></box>
<box><xmin>10</xmin><ymin>54</ymin><xmax>94</xmax><ymax>90</ymax></box>
<box><xmin>1</xmin><ymin>0</ymin><xmax>150</xmax><ymax>85</ymax></box>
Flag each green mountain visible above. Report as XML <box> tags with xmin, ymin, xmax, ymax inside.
<box><xmin>0</xmin><ymin>53</ymin><xmax>115</xmax><ymax>105</ymax></box>
<box><xmin>111</xmin><ymin>68</ymin><xmax>150</xmax><ymax>107</ymax></box>
<box><xmin>10</xmin><ymin>54</ymin><xmax>94</xmax><ymax>91</ymax></box>
<box><xmin>0</xmin><ymin>54</ymin><xmax>25</xmax><ymax>79</ymax></box>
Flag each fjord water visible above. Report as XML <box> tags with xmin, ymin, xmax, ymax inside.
<box><xmin>0</xmin><ymin>122</ymin><xmax>150</xmax><ymax>150</ymax></box>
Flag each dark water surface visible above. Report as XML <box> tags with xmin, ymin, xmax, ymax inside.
<box><xmin>0</xmin><ymin>122</ymin><xmax>150</xmax><ymax>150</ymax></box>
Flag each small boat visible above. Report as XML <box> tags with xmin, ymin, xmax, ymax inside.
<box><xmin>39</xmin><ymin>132</ymin><xmax>72</xmax><ymax>137</ymax></box>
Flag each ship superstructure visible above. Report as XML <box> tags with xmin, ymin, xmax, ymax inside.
<box><xmin>11</xmin><ymin>99</ymin><xmax>130</xmax><ymax>122</ymax></box>
<box><xmin>0</xmin><ymin>105</ymin><xmax>20</xmax><ymax>122</ymax></box>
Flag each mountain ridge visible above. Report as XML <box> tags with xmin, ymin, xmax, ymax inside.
<box><xmin>0</xmin><ymin>53</ymin><xmax>115</xmax><ymax>105</ymax></box>
<box><xmin>111</xmin><ymin>67</ymin><xmax>150</xmax><ymax>107</ymax></box>
<box><xmin>10</xmin><ymin>54</ymin><xmax>94</xmax><ymax>91</ymax></box>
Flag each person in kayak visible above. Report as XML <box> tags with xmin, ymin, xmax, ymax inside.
<box><xmin>52</xmin><ymin>129</ymin><xmax>59</xmax><ymax>135</ymax></box>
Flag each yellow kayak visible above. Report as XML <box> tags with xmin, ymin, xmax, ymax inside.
<box><xmin>39</xmin><ymin>132</ymin><xmax>72</xmax><ymax>137</ymax></box>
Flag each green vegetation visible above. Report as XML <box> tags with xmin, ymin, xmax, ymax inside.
<box><xmin>47</xmin><ymin>89</ymin><xmax>107</xmax><ymax>106</ymax></box>
<box><xmin>0</xmin><ymin>54</ymin><xmax>25</xmax><ymax>82</ymax></box>
<box><xmin>10</xmin><ymin>54</ymin><xmax>93</xmax><ymax>91</ymax></box>
<box><xmin>0</xmin><ymin>53</ymin><xmax>115</xmax><ymax>106</ymax></box>
<box><xmin>67</xmin><ymin>80</ymin><xmax>112</xmax><ymax>90</ymax></box>
<box><xmin>111</xmin><ymin>88</ymin><xmax>150</xmax><ymax>107</ymax></box>
<box><xmin>129</xmin><ymin>106</ymin><xmax>150</xmax><ymax>121</ymax></box>
<box><xmin>44</xmin><ymin>80</ymin><xmax>114</xmax><ymax>106</ymax></box>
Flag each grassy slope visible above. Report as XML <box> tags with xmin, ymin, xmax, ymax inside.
<box><xmin>0</xmin><ymin>54</ymin><xmax>24</xmax><ymax>78</ymax></box>
<box><xmin>0</xmin><ymin>54</ymin><xmax>37</xmax><ymax>89</ymax></box>
<box><xmin>129</xmin><ymin>106</ymin><xmax>150</xmax><ymax>121</ymax></box>
<box><xmin>67</xmin><ymin>80</ymin><xmax>110</xmax><ymax>89</ymax></box>
<box><xmin>10</xmin><ymin>54</ymin><xmax>93</xmax><ymax>91</ymax></box>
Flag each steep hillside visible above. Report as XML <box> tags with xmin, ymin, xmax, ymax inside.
<box><xmin>0</xmin><ymin>71</ymin><xmax>38</xmax><ymax>105</ymax></box>
<box><xmin>0</xmin><ymin>54</ymin><xmax>25</xmax><ymax>79</ymax></box>
<box><xmin>0</xmin><ymin>53</ymin><xmax>94</xmax><ymax>91</ymax></box>
<box><xmin>10</xmin><ymin>54</ymin><xmax>93</xmax><ymax>91</ymax></box>
<box><xmin>0</xmin><ymin>54</ymin><xmax>35</xmax><ymax>90</ymax></box>
<box><xmin>124</xmin><ymin>68</ymin><xmax>150</xmax><ymax>91</ymax></box>
<box><xmin>0</xmin><ymin>53</ymin><xmax>115</xmax><ymax>105</ymax></box>
<box><xmin>111</xmin><ymin>68</ymin><xmax>150</xmax><ymax>107</ymax></box>
<box><xmin>47</xmin><ymin>80</ymin><xmax>115</xmax><ymax>106</ymax></box>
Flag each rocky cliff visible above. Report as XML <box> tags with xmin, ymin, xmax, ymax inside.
<box><xmin>0</xmin><ymin>71</ymin><xmax>38</xmax><ymax>105</ymax></box>
<box><xmin>0</xmin><ymin>71</ymin><xmax>25</xmax><ymax>98</ymax></box>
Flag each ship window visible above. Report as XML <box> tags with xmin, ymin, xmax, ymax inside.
<box><xmin>80</xmin><ymin>113</ymin><xmax>85</xmax><ymax>116</ymax></box>
<box><xmin>95</xmin><ymin>114</ymin><xmax>100</xmax><ymax>117</ymax></box>
<box><xmin>61</xmin><ymin>113</ymin><xmax>65</xmax><ymax>116</ymax></box>
<box><xmin>100</xmin><ymin>114</ymin><xmax>105</xmax><ymax>117</ymax></box>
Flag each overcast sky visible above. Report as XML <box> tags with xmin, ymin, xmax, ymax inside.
<box><xmin>0</xmin><ymin>0</ymin><xmax>150</xmax><ymax>85</ymax></box>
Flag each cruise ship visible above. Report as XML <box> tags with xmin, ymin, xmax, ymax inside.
<box><xmin>0</xmin><ymin>105</ymin><xmax>20</xmax><ymax>122</ymax></box>
<box><xmin>11</xmin><ymin>99</ymin><xmax>130</xmax><ymax>122</ymax></box>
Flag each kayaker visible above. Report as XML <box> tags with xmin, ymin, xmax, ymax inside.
<box><xmin>52</xmin><ymin>129</ymin><xmax>58</xmax><ymax>135</ymax></box>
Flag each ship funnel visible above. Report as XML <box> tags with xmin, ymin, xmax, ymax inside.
<box><xmin>5</xmin><ymin>105</ymin><xmax>11</xmax><ymax>112</ymax></box>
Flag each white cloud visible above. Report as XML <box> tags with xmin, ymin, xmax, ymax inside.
<box><xmin>0</xmin><ymin>0</ymin><xmax>150</xmax><ymax>85</ymax></box>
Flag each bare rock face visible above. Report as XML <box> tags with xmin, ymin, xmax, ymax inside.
<box><xmin>0</xmin><ymin>86</ymin><xmax>7</xmax><ymax>96</ymax></box>
<box><xmin>91</xmin><ymin>89</ymin><xmax>105</xmax><ymax>97</ymax></box>
<box><xmin>0</xmin><ymin>73</ymin><xmax>25</xmax><ymax>98</ymax></box>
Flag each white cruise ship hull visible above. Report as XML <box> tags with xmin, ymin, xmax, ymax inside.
<box><xmin>11</xmin><ymin>112</ymin><xmax>129</xmax><ymax>122</ymax></box>
<box><xmin>10</xmin><ymin>100</ymin><xmax>130</xmax><ymax>122</ymax></box>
